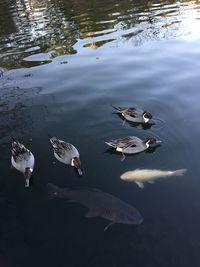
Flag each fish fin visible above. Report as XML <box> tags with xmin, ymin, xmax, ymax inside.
<box><xmin>120</xmin><ymin>153</ymin><xmax>126</xmax><ymax>162</ymax></box>
<box><xmin>85</xmin><ymin>210</ymin><xmax>98</xmax><ymax>218</ymax></box>
<box><xmin>104</xmin><ymin>221</ymin><xmax>116</xmax><ymax>231</ymax></box>
<box><xmin>172</xmin><ymin>169</ymin><xmax>187</xmax><ymax>176</ymax></box>
<box><xmin>148</xmin><ymin>180</ymin><xmax>155</xmax><ymax>184</ymax></box>
<box><xmin>135</xmin><ymin>181</ymin><xmax>144</xmax><ymax>189</ymax></box>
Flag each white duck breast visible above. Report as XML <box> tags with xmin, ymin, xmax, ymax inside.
<box><xmin>11</xmin><ymin>153</ymin><xmax>34</xmax><ymax>173</ymax></box>
<box><xmin>120</xmin><ymin>169</ymin><xmax>187</xmax><ymax>188</ymax></box>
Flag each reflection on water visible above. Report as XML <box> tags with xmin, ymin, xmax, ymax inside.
<box><xmin>1</xmin><ymin>0</ymin><xmax>200</xmax><ymax>68</ymax></box>
<box><xmin>1</xmin><ymin>0</ymin><xmax>200</xmax><ymax>266</ymax></box>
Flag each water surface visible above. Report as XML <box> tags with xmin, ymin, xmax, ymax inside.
<box><xmin>0</xmin><ymin>0</ymin><xmax>200</xmax><ymax>266</ymax></box>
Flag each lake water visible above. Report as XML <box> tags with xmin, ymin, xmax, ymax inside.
<box><xmin>1</xmin><ymin>0</ymin><xmax>200</xmax><ymax>266</ymax></box>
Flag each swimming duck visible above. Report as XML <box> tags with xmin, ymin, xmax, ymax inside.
<box><xmin>112</xmin><ymin>105</ymin><xmax>152</xmax><ymax>123</ymax></box>
<box><xmin>50</xmin><ymin>136</ymin><xmax>82</xmax><ymax>175</ymax></box>
<box><xmin>11</xmin><ymin>141</ymin><xmax>35</xmax><ymax>187</ymax></box>
<box><xmin>105</xmin><ymin>136</ymin><xmax>161</xmax><ymax>155</ymax></box>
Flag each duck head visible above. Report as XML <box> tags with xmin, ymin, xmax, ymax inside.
<box><xmin>143</xmin><ymin>112</ymin><xmax>152</xmax><ymax>123</ymax></box>
<box><xmin>71</xmin><ymin>157</ymin><xmax>82</xmax><ymax>176</ymax></box>
<box><xmin>145</xmin><ymin>137</ymin><xmax>162</xmax><ymax>147</ymax></box>
<box><xmin>24</xmin><ymin>167</ymin><xmax>33</xmax><ymax>188</ymax></box>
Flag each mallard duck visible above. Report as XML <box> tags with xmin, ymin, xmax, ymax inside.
<box><xmin>11</xmin><ymin>141</ymin><xmax>35</xmax><ymax>187</ymax></box>
<box><xmin>50</xmin><ymin>136</ymin><xmax>82</xmax><ymax>175</ymax></box>
<box><xmin>112</xmin><ymin>105</ymin><xmax>152</xmax><ymax>123</ymax></box>
<box><xmin>105</xmin><ymin>136</ymin><xmax>161</xmax><ymax>155</ymax></box>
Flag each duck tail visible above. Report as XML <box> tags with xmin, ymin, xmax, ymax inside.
<box><xmin>110</xmin><ymin>104</ymin><xmax>121</xmax><ymax>112</ymax></box>
<box><xmin>172</xmin><ymin>169</ymin><xmax>187</xmax><ymax>176</ymax></box>
<box><xmin>11</xmin><ymin>140</ymin><xmax>20</xmax><ymax>149</ymax></box>
<box><xmin>10</xmin><ymin>136</ymin><xmax>18</xmax><ymax>146</ymax></box>
<box><xmin>11</xmin><ymin>135</ymin><xmax>17</xmax><ymax>142</ymax></box>
<box><xmin>49</xmin><ymin>136</ymin><xmax>57</xmax><ymax>144</ymax></box>
<box><xmin>104</xmin><ymin>140</ymin><xmax>116</xmax><ymax>148</ymax></box>
<box><xmin>47</xmin><ymin>133</ymin><xmax>52</xmax><ymax>139</ymax></box>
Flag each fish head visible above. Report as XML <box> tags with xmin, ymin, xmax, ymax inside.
<box><xmin>46</xmin><ymin>183</ymin><xmax>60</xmax><ymax>199</ymax></box>
<box><xmin>71</xmin><ymin>157</ymin><xmax>82</xmax><ymax>175</ymax></box>
<box><xmin>24</xmin><ymin>167</ymin><xmax>33</xmax><ymax>187</ymax></box>
<box><xmin>143</xmin><ymin>111</ymin><xmax>152</xmax><ymax>123</ymax></box>
<box><xmin>118</xmin><ymin>208</ymin><xmax>143</xmax><ymax>225</ymax></box>
<box><xmin>120</xmin><ymin>172</ymin><xmax>130</xmax><ymax>180</ymax></box>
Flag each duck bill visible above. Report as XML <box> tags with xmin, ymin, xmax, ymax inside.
<box><xmin>77</xmin><ymin>168</ymin><xmax>83</xmax><ymax>176</ymax></box>
<box><xmin>25</xmin><ymin>178</ymin><xmax>30</xmax><ymax>188</ymax></box>
<box><xmin>156</xmin><ymin>140</ymin><xmax>162</xmax><ymax>144</ymax></box>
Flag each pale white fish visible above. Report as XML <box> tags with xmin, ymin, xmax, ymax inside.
<box><xmin>120</xmin><ymin>169</ymin><xmax>187</xmax><ymax>189</ymax></box>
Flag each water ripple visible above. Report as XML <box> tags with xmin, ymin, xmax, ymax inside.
<box><xmin>1</xmin><ymin>0</ymin><xmax>200</xmax><ymax>68</ymax></box>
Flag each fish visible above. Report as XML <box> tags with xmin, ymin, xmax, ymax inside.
<box><xmin>46</xmin><ymin>183</ymin><xmax>143</xmax><ymax>231</ymax></box>
<box><xmin>120</xmin><ymin>168</ymin><xmax>187</xmax><ymax>188</ymax></box>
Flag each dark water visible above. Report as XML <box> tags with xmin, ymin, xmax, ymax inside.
<box><xmin>1</xmin><ymin>0</ymin><xmax>200</xmax><ymax>266</ymax></box>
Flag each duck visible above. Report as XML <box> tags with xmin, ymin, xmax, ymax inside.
<box><xmin>105</xmin><ymin>136</ymin><xmax>161</xmax><ymax>156</ymax></box>
<box><xmin>112</xmin><ymin>105</ymin><xmax>152</xmax><ymax>123</ymax></box>
<box><xmin>11</xmin><ymin>141</ymin><xmax>35</xmax><ymax>187</ymax></box>
<box><xmin>50</xmin><ymin>136</ymin><xmax>82</xmax><ymax>175</ymax></box>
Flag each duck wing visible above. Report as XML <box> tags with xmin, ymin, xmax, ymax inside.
<box><xmin>126</xmin><ymin>108</ymin><xmax>144</xmax><ymax>118</ymax></box>
<box><xmin>50</xmin><ymin>137</ymin><xmax>74</xmax><ymax>158</ymax></box>
<box><xmin>111</xmin><ymin>105</ymin><xmax>129</xmax><ymax>113</ymax></box>
<box><xmin>11</xmin><ymin>141</ymin><xmax>32</xmax><ymax>163</ymax></box>
<box><xmin>105</xmin><ymin>136</ymin><xmax>142</xmax><ymax>149</ymax></box>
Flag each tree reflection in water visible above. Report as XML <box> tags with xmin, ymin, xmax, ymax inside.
<box><xmin>1</xmin><ymin>0</ymin><xmax>200</xmax><ymax>69</ymax></box>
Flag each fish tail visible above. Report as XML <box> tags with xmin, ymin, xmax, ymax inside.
<box><xmin>172</xmin><ymin>169</ymin><xmax>187</xmax><ymax>176</ymax></box>
<box><xmin>46</xmin><ymin>183</ymin><xmax>67</xmax><ymax>199</ymax></box>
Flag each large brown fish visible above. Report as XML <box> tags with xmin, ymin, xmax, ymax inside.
<box><xmin>47</xmin><ymin>183</ymin><xmax>143</xmax><ymax>230</ymax></box>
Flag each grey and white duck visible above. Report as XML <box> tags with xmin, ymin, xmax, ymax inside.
<box><xmin>11</xmin><ymin>141</ymin><xmax>35</xmax><ymax>187</ymax></box>
<box><xmin>112</xmin><ymin>105</ymin><xmax>152</xmax><ymax>123</ymax></box>
<box><xmin>105</xmin><ymin>136</ymin><xmax>161</xmax><ymax>155</ymax></box>
<box><xmin>50</xmin><ymin>136</ymin><xmax>82</xmax><ymax>175</ymax></box>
